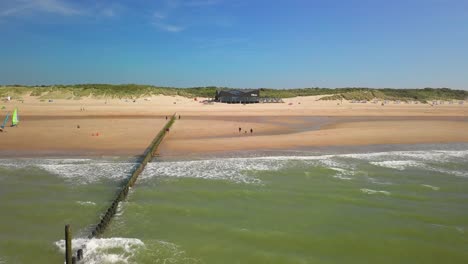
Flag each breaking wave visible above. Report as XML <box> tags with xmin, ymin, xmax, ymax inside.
<box><xmin>76</xmin><ymin>201</ymin><xmax>97</xmax><ymax>206</ymax></box>
<box><xmin>55</xmin><ymin>237</ymin><xmax>144</xmax><ymax>264</ymax></box>
<box><xmin>360</xmin><ymin>188</ymin><xmax>391</xmax><ymax>195</ymax></box>
<box><xmin>0</xmin><ymin>149</ymin><xmax>467</xmax><ymax>185</ymax></box>
<box><xmin>54</xmin><ymin>238</ymin><xmax>202</xmax><ymax>264</ymax></box>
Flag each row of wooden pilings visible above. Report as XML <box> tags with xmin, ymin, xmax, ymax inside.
<box><xmin>64</xmin><ymin>114</ymin><xmax>177</xmax><ymax>264</ymax></box>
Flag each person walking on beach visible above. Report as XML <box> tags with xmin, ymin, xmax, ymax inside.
<box><xmin>179</xmin><ymin>115</ymin><xmax>181</xmax><ymax>120</ymax></box>
<box><xmin>239</xmin><ymin>127</ymin><xmax>242</xmax><ymax>133</ymax></box>
<box><xmin>165</xmin><ymin>116</ymin><xmax>168</xmax><ymax>120</ymax></box>
<box><xmin>250</xmin><ymin>128</ymin><xmax>253</xmax><ymax>134</ymax></box>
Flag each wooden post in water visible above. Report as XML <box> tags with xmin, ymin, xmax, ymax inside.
<box><xmin>77</xmin><ymin>249</ymin><xmax>83</xmax><ymax>261</ymax></box>
<box><xmin>65</xmin><ymin>224</ymin><xmax>72</xmax><ymax>264</ymax></box>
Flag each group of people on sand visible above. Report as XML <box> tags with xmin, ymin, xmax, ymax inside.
<box><xmin>80</xmin><ymin>107</ymin><xmax>86</xmax><ymax>111</ymax></box>
<box><xmin>238</xmin><ymin>127</ymin><xmax>254</xmax><ymax>134</ymax></box>
<box><xmin>165</xmin><ymin>115</ymin><xmax>182</xmax><ymax>120</ymax></box>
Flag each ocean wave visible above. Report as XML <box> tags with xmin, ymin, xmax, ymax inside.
<box><xmin>369</xmin><ymin>160</ymin><xmax>423</xmax><ymax>170</ymax></box>
<box><xmin>360</xmin><ymin>188</ymin><xmax>391</xmax><ymax>195</ymax></box>
<box><xmin>367</xmin><ymin>177</ymin><xmax>393</xmax><ymax>185</ymax></box>
<box><xmin>0</xmin><ymin>149</ymin><xmax>466</xmax><ymax>185</ymax></box>
<box><xmin>342</xmin><ymin>150</ymin><xmax>468</xmax><ymax>163</ymax></box>
<box><xmin>0</xmin><ymin>159</ymin><xmax>137</xmax><ymax>184</ymax></box>
<box><xmin>55</xmin><ymin>237</ymin><xmax>144</xmax><ymax>264</ymax></box>
<box><xmin>54</xmin><ymin>238</ymin><xmax>202</xmax><ymax>264</ymax></box>
<box><xmin>421</xmin><ymin>184</ymin><xmax>440</xmax><ymax>191</ymax></box>
<box><xmin>76</xmin><ymin>201</ymin><xmax>97</xmax><ymax>206</ymax></box>
<box><xmin>141</xmin><ymin>159</ymin><xmax>271</xmax><ymax>184</ymax></box>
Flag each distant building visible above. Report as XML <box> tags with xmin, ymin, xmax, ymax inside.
<box><xmin>215</xmin><ymin>89</ymin><xmax>260</xmax><ymax>104</ymax></box>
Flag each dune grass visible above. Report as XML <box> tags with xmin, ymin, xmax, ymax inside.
<box><xmin>0</xmin><ymin>85</ymin><xmax>466</xmax><ymax>102</ymax></box>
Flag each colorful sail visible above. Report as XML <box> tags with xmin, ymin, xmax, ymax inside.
<box><xmin>1</xmin><ymin>112</ymin><xmax>9</xmax><ymax>129</ymax></box>
<box><xmin>12</xmin><ymin>108</ymin><xmax>19</xmax><ymax>126</ymax></box>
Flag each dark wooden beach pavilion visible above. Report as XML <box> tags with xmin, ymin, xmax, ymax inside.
<box><xmin>215</xmin><ymin>89</ymin><xmax>260</xmax><ymax>104</ymax></box>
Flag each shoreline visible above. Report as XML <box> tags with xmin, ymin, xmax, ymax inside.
<box><xmin>2</xmin><ymin>142</ymin><xmax>468</xmax><ymax>160</ymax></box>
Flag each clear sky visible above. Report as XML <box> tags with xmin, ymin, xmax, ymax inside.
<box><xmin>0</xmin><ymin>0</ymin><xmax>467</xmax><ymax>89</ymax></box>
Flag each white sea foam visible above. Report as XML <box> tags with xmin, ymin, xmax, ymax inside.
<box><xmin>54</xmin><ymin>238</ymin><xmax>203</xmax><ymax>264</ymax></box>
<box><xmin>0</xmin><ymin>149</ymin><xmax>467</xmax><ymax>185</ymax></box>
<box><xmin>141</xmin><ymin>159</ymin><xmax>275</xmax><ymax>184</ymax></box>
<box><xmin>37</xmin><ymin>162</ymin><xmax>136</xmax><ymax>183</ymax></box>
<box><xmin>421</xmin><ymin>184</ymin><xmax>440</xmax><ymax>191</ymax></box>
<box><xmin>430</xmin><ymin>224</ymin><xmax>466</xmax><ymax>234</ymax></box>
<box><xmin>140</xmin><ymin>153</ymin><xmax>362</xmax><ymax>184</ymax></box>
<box><xmin>55</xmin><ymin>237</ymin><xmax>144</xmax><ymax>264</ymax></box>
<box><xmin>360</xmin><ymin>188</ymin><xmax>391</xmax><ymax>195</ymax></box>
<box><xmin>367</xmin><ymin>177</ymin><xmax>392</xmax><ymax>185</ymax></box>
<box><xmin>0</xmin><ymin>158</ymin><xmax>137</xmax><ymax>184</ymax></box>
<box><xmin>370</xmin><ymin>160</ymin><xmax>423</xmax><ymax>170</ymax></box>
<box><xmin>76</xmin><ymin>201</ymin><xmax>97</xmax><ymax>206</ymax></box>
<box><xmin>329</xmin><ymin>167</ymin><xmax>354</xmax><ymax>179</ymax></box>
<box><xmin>342</xmin><ymin>150</ymin><xmax>468</xmax><ymax>163</ymax></box>
<box><xmin>333</xmin><ymin>175</ymin><xmax>353</xmax><ymax>180</ymax></box>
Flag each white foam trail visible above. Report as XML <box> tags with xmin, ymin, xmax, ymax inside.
<box><xmin>360</xmin><ymin>188</ymin><xmax>391</xmax><ymax>195</ymax></box>
<box><xmin>430</xmin><ymin>224</ymin><xmax>466</xmax><ymax>234</ymax></box>
<box><xmin>367</xmin><ymin>177</ymin><xmax>392</xmax><ymax>185</ymax></box>
<box><xmin>333</xmin><ymin>175</ymin><xmax>352</xmax><ymax>180</ymax></box>
<box><xmin>55</xmin><ymin>237</ymin><xmax>144</xmax><ymax>264</ymax></box>
<box><xmin>370</xmin><ymin>160</ymin><xmax>423</xmax><ymax>170</ymax></box>
<box><xmin>329</xmin><ymin>167</ymin><xmax>354</xmax><ymax>180</ymax></box>
<box><xmin>76</xmin><ymin>201</ymin><xmax>96</xmax><ymax>206</ymax></box>
<box><xmin>421</xmin><ymin>184</ymin><xmax>440</xmax><ymax>191</ymax></box>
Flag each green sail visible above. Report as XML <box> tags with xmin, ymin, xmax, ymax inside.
<box><xmin>12</xmin><ymin>108</ymin><xmax>19</xmax><ymax>126</ymax></box>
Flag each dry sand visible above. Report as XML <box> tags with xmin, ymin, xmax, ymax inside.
<box><xmin>0</xmin><ymin>95</ymin><xmax>467</xmax><ymax>157</ymax></box>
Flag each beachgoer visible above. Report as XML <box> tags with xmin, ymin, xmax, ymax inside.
<box><xmin>239</xmin><ymin>127</ymin><xmax>242</xmax><ymax>133</ymax></box>
<box><xmin>179</xmin><ymin>115</ymin><xmax>181</xmax><ymax>119</ymax></box>
<box><xmin>166</xmin><ymin>116</ymin><xmax>168</xmax><ymax>120</ymax></box>
<box><xmin>250</xmin><ymin>128</ymin><xmax>253</xmax><ymax>134</ymax></box>
<box><xmin>77</xmin><ymin>125</ymin><xmax>80</xmax><ymax>129</ymax></box>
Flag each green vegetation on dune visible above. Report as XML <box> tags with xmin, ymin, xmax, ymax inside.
<box><xmin>0</xmin><ymin>84</ymin><xmax>467</xmax><ymax>102</ymax></box>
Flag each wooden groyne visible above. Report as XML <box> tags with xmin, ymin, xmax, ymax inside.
<box><xmin>65</xmin><ymin>114</ymin><xmax>176</xmax><ymax>263</ymax></box>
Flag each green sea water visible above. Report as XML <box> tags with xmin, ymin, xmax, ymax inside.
<box><xmin>1</xmin><ymin>146</ymin><xmax>468</xmax><ymax>263</ymax></box>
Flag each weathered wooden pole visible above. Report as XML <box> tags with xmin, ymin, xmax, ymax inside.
<box><xmin>65</xmin><ymin>224</ymin><xmax>72</xmax><ymax>264</ymax></box>
<box><xmin>77</xmin><ymin>249</ymin><xmax>83</xmax><ymax>261</ymax></box>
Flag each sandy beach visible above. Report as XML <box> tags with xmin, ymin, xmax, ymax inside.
<box><xmin>1</xmin><ymin>95</ymin><xmax>467</xmax><ymax>157</ymax></box>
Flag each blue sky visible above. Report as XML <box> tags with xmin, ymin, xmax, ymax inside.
<box><xmin>0</xmin><ymin>0</ymin><xmax>467</xmax><ymax>89</ymax></box>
